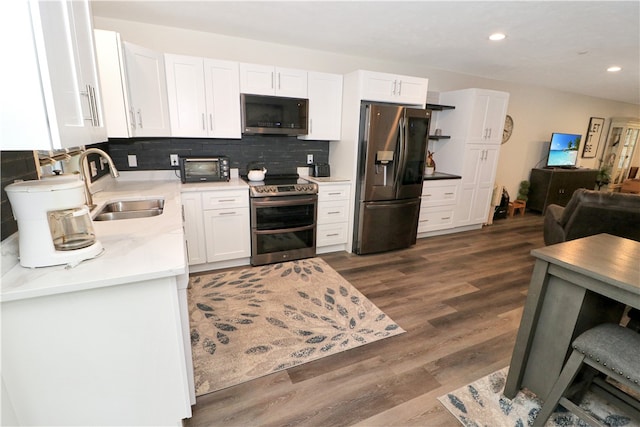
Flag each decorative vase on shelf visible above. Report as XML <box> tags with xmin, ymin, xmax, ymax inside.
<box><xmin>425</xmin><ymin>151</ymin><xmax>436</xmax><ymax>175</ymax></box>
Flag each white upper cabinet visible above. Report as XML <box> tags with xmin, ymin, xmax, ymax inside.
<box><xmin>438</xmin><ymin>89</ymin><xmax>509</xmax><ymax>145</ymax></box>
<box><xmin>357</xmin><ymin>70</ymin><xmax>428</xmax><ymax>106</ymax></box>
<box><xmin>123</xmin><ymin>42</ymin><xmax>171</xmax><ymax>137</ymax></box>
<box><xmin>94</xmin><ymin>29</ymin><xmax>132</xmax><ymax>138</ymax></box>
<box><xmin>2</xmin><ymin>0</ymin><xmax>106</xmax><ymax>150</ymax></box>
<box><xmin>299</xmin><ymin>72</ymin><xmax>343</xmax><ymax>141</ymax></box>
<box><xmin>240</xmin><ymin>63</ymin><xmax>307</xmax><ymax>98</ymax></box>
<box><xmin>165</xmin><ymin>54</ymin><xmax>241</xmax><ymax>138</ymax></box>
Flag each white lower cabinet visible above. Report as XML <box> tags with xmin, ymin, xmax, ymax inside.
<box><xmin>1</xmin><ymin>276</ymin><xmax>192</xmax><ymax>425</ymax></box>
<box><xmin>454</xmin><ymin>144</ymin><xmax>499</xmax><ymax>226</ymax></box>
<box><xmin>203</xmin><ymin>208</ymin><xmax>250</xmax><ymax>262</ymax></box>
<box><xmin>316</xmin><ymin>182</ymin><xmax>351</xmax><ymax>251</ymax></box>
<box><xmin>181</xmin><ymin>192</ymin><xmax>207</xmax><ymax>265</ymax></box>
<box><xmin>418</xmin><ymin>179</ymin><xmax>460</xmax><ymax>234</ymax></box>
<box><xmin>182</xmin><ymin>189</ymin><xmax>250</xmax><ymax>267</ymax></box>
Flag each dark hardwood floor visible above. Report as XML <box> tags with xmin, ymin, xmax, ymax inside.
<box><xmin>185</xmin><ymin>213</ymin><xmax>545</xmax><ymax>426</ymax></box>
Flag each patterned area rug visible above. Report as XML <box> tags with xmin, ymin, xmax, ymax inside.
<box><xmin>439</xmin><ymin>367</ymin><xmax>639</xmax><ymax>426</ymax></box>
<box><xmin>188</xmin><ymin>258</ymin><xmax>405</xmax><ymax>396</ymax></box>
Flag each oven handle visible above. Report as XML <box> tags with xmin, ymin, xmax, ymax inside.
<box><xmin>251</xmin><ymin>195</ymin><xmax>318</xmax><ymax>207</ymax></box>
<box><xmin>253</xmin><ymin>224</ymin><xmax>316</xmax><ymax>234</ymax></box>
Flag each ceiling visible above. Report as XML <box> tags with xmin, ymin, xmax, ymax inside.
<box><xmin>91</xmin><ymin>1</ymin><xmax>640</xmax><ymax>105</ymax></box>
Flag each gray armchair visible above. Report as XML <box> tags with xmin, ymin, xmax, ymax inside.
<box><xmin>543</xmin><ymin>188</ymin><xmax>640</xmax><ymax>245</ymax></box>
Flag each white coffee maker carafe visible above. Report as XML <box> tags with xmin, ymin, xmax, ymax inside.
<box><xmin>6</xmin><ymin>178</ymin><xmax>103</xmax><ymax>268</ymax></box>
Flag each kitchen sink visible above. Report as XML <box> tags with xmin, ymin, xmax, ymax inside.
<box><xmin>93</xmin><ymin>198</ymin><xmax>164</xmax><ymax>221</ymax></box>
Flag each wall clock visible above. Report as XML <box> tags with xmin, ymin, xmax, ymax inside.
<box><xmin>502</xmin><ymin>115</ymin><xmax>514</xmax><ymax>144</ymax></box>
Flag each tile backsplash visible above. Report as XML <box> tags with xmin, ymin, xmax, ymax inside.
<box><xmin>106</xmin><ymin>135</ymin><xmax>329</xmax><ymax>176</ymax></box>
<box><xmin>1</xmin><ymin>151</ymin><xmax>38</xmax><ymax>241</ymax></box>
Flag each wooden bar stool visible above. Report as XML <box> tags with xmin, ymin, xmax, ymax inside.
<box><xmin>508</xmin><ymin>199</ymin><xmax>526</xmax><ymax>217</ymax></box>
<box><xmin>533</xmin><ymin>323</ymin><xmax>640</xmax><ymax>426</ymax></box>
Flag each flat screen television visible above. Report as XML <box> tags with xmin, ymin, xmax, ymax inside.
<box><xmin>546</xmin><ymin>132</ymin><xmax>581</xmax><ymax>168</ymax></box>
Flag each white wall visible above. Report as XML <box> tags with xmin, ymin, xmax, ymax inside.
<box><xmin>94</xmin><ymin>17</ymin><xmax>640</xmax><ymax>197</ymax></box>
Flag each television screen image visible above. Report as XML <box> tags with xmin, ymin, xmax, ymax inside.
<box><xmin>546</xmin><ymin>133</ymin><xmax>581</xmax><ymax>167</ymax></box>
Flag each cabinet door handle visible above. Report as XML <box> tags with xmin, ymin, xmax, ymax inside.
<box><xmin>87</xmin><ymin>85</ymin><xmax>96</xmax><ymax>126</ymax></box>
<box><xmin>326</xmin><ymin>233</ymin><xmax>340</xmax><ymax>237</ymax></box>
<box><xmin>218</xmin><ymin>199</ymin><xmax>236</xmax><ymax>203</ymax></box>
<box><xmin>425</xmin><ymin>193</ymin><xmax>432</xmax><ymax>197</ymax></box>
<box><xmin>202</xmin><ymin>113</ymin><xmax>206</xmax><ymax>130</ymax></box>
<box><xmin>488</xmin><ymin>128</ymin><xmax>492</xmax><ymax>139</ymax></box>
<box><xmin>327</xmin><ymin>211</ymin><xmax>341</xmax><ymax>215</ymax></box>
<box><xmin>309</xmin><ymin>118</ymin><xmax>312</xmax><ymax>134</ymax></box>
<box><xmin>278</xmin><ymin>72</ymin><xmax>281</xmax><ymax>90</ymax></box>
<box><xmin>137</xmin><ymin>109</ymin><xmax>143</xmax><ymax>128</ymax></box>
<box><xmin>271</xmin><ymin>72</ymin><xmax>275</xmax><ymax>89</ymax></box>
<box><xmin>327</xmin><ymin>192</ymin><xmax>341</xmax><ymax>196</ymax></box>
<box><xmin>90</xmin><ymin>85</ymin><xmax>100</xmax><ymax>127</ymax></box>
<box><xmin>392</xmin><ymin>80</ymin><xmax>397</xmax><ymax>95</ymax></box>
<box><xmin>219</xmin><ymin>211</ymin><xmax>237</xmax><ymax>216</ymax></box>
<box><xmin>209</xmin><ymin>113</ymin><xmax>213</xmax><ymax>131</ymax></box>
<box><xmin>81</xmin><ymin>85</ymin><xmax>94</xmax><ymax>125</ymax></box>
<box><xmin>129</xmin><ymin>108</ymin><xmax>136</xmax><ymax>130</ymax></box>
<box><xmin>441</xmin><ymin>216</ymin><xmax>451</xmax><ymax>220</ymax></box>
<box><xmin>444</xmin><ymin>192</ymin><xmax>454</xmax><ymax>195</ymax></box>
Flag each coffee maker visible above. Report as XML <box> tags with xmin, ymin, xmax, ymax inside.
<box><xmin>6</xmin><ymin>178</ymin><xmax>103</xmax><ymax>268</ymax></box>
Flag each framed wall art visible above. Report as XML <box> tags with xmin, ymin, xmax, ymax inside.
<box><xmin>582</xmin><ymin>117</ymin><xmax>605</xmax><ymax>158</ymax></box>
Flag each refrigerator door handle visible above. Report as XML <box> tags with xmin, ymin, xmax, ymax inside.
<box><xmin>395</xmin><ymin>116</ymin><xmax>407</xmax><ymax>194</ymax></box>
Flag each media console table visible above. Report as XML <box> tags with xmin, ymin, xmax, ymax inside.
<box><xmin>528</xmin><ymin>168</ymin><xmax>598</xmax><ymax>213</ymax></box>
<box><xmin>504</xmin><ymin>233</ymin><xmax>640</xmax><ymax>400</ymax></box>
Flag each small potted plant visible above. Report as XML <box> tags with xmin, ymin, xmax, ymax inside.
<box><xmin>516</xmin><ymin>180</ymin><xmax>530</xmax><ymax>202</ymax></box>
<box><xmin>596</xmin><ymin>165</ymin><xmax>611</xmax><ymax>190</ymax></box>
<box><xmin>425</xmin><ymin>151</ymin><xmax>436</xmax><ymax>175</ymax></box>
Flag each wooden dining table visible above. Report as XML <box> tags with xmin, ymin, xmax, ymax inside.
<box><xmin>504</xmin><ymin>233</ymin><xmax>640</xmax><ymax>400</ymax></box>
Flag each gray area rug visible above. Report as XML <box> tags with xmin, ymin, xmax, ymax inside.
<box><xmin>439</xmin><ymin>367</ymin><xmax>639</xmax><ymax>426</ymax></box>
<box><xmin>188</xmin><ymin>258</ymin><xmax>405</xmax><ymax>396</ymax></box>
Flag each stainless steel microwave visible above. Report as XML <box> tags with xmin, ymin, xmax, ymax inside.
<box><xmin>179</xmin><ymin>156</ymin><xmax>230</xmax><ymax>183</ymax></box>
<box><xmin>241</xmin><ymin>94</ymin><xmax>308</xmax><ymax>136</ymax></box>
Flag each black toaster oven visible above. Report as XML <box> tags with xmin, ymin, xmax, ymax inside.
<box><xmin>180</xmin><ymin>156</ymin><xmax>230</xmax><ymax>183</ymax></box>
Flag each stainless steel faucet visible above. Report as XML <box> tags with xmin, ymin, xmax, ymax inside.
<box><xmin>78</xmin><ymin>148</ymin><xmax>120</xmax><ymax>209</ymax></box>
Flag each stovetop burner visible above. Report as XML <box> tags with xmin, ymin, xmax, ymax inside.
<box><xmin>244</xmin><ymin>174</ymin><xmax>318</xmax><ymax>197</ymax></box>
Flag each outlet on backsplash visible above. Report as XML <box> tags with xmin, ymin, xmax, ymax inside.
<box><xmin>307</xmin><ymin>154</ymin><xmax>314</xmax><ymax>164</ymax></box>
<box><xmin>170</xmin><ymin>154</ymin><xmax>179</xmax><ymax>166</ymax></box>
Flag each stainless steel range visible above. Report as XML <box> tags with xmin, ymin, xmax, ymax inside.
<box><xmin>246</xmin><ymin>175</ymin><xmax>318</xmax><ymax>266</ymax></box>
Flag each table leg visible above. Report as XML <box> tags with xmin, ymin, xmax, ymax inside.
<box><xmin>504</xmin><ymin>260</ymin><xmax>550</xmax><ymax>398</ymax></box>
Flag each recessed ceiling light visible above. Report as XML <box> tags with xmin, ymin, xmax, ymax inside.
<box><xmin>489</xmin><ymin>33</ymin><xmax>506</xmax><ymax>41</ymax></box>
<box><xmin>607</xmin><ymin>66</ymin><xmax>622</xmax><ymax>72</ymax></box>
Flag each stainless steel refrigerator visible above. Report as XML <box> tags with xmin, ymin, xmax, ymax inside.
<box><xmin>353</xmin><ymin>103</ymin><xmax>431</xmax><ymax>254</ymax></box>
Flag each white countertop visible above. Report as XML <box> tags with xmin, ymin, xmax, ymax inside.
<box><xmin>180</xmin><ymin>177</ymin><xmax>249</xmax><ymax>192</ymax></box>
<box><xmin>306</xmin><ymin>176</ymin><xmax>352</xmax><ymax>184</ymax></box>
<box><xmin>1</xmin><ymin>179</ymin><xmax>187</xmax><ymax>302</ymax></box>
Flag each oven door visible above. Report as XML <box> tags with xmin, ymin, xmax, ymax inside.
<box><xmin>250</xmin><ymin>195</ymin><xmax>317</xmax><ymax>266</ymax></box>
